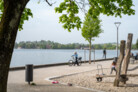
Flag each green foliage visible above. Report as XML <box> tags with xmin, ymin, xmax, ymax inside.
<box><xmin>132</xmin><ymin>44</ymin><xmax>136</xmax><ymax>50</ymax></box>
<box><xmin>14</xmin><ymin>40</ymin><xmax>137</xmax><ymax>50</ymax></box>
<box><xmin>88</xmin><ymin>0</ymin><xmax>135</xmax><ymax>18</ymax></box>
<box><xmin>0</xmin><ymin>0</ymin><xmax>33</xmax><ymax>31</ymax></box>
<box><xmin>55</xmin><ymin>0</ymin><xmax>81</xmax><ymax>32</ymax></box>
<box><xmin>15</xmin><ymin>40</ymin><xmax>84</xmax><ymax>49</ymax></box>
<box><xmin>31</xmin><ymin>82</ymin><xmax>36</xmax><ymax>85</ymax></box>
<box><xmin>94</xmin><ymin>43</ymin><xmax>116</xmax><ymax>49</ymax></box>
<box><xmin>19</xmin><ymin>8</ymin><xmax>33</xmax><ymax>31</ymax></box>
<box><xmin>82</xmin><ymin>13</ymin><xmax>103</xmax><ymax>43</ymax></box>
<box><xmin>0</xmin><ymin>0</ymin><xmax>4</xmax><ymax>20</ymax></box>
<box><xmin>56</xmin><ymin>0</ymin><xmax>135</xmax><ymax>31</ymax></box>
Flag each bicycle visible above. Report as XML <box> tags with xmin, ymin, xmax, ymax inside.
<box><xmin>68</xmin><ymin>56</ymin><xmax>82</xmax><ymax>66</ymax></box>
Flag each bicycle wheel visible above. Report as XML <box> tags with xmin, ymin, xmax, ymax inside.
<box><xmin>78</xmin><ymin>60</ymin><xmax>82</xmax><ymax>66</ymax></box>
<box><xmin>68</xmin><ymin>60</ymin><xmax>73</xmax><ymax>66</ymax></box>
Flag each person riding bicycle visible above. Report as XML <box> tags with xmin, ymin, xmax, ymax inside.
<box><xmin>72</xmin><ymin>52</ymin><xmax>79</xmax><ymax>66</ymax></box>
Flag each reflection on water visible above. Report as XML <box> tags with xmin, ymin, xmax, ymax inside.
<box><xmin>10</xmin><ymin>49</ymin><xmax>138</xmax><ymax>67</ymax></box>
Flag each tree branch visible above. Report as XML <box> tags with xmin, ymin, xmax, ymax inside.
<box><xmin>45</xmin><ymin>0</ymin><xmax>56</xmax><ymax>6</ymax></box>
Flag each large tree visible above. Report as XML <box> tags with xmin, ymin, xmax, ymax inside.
<box><xmin>82</xmin><ymin>13</ymin><xmax>102</xmax><ymax>64</ymax></box>
<box><xmin>0</xmin><ymin>0</ymin><xmax>135</xmax><ymax>92</ymax></box>
<box><xmin>0</xmin><ymin>0</ymin><xmax>33</xmax><ymax>92</ymax></box>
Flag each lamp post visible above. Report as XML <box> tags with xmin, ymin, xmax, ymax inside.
<box><xmin>92</xmin><ymin>46</ymin><xmax>95</xmax><ymax>64</ymax></box>
<box><xmin>114</xmin><ymin>22</ymin><xmax>121</xmax><ymax>58</ymax></box>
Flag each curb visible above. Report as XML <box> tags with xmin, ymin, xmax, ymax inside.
<box><xmin>10</xmin><ymin>58</ymin><xmax>113</xmax><ymax>71</ymax></box>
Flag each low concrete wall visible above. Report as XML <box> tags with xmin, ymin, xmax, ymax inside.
<box><xmin>9</xmin><ymin>58</ymin><xmax>113</xmax><ymax>71</ymax></box>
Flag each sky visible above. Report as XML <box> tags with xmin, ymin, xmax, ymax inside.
<box><xmin>15</xmin><ymin>0</ymin><xmax>138</xmax><ymax>44</ymax></box>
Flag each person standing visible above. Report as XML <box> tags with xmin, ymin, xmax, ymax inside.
<box><xmin>135</xmin><ymin>53</ymin><xmax>138</xmax><ymax>62</ymax></box>
<box><xmin>131</xmin><ymin>53</ymin><xmax>134</xmax><ymax>57</ymax></box>
<box><xmin>72</xmin><ymin>52</ymin><xmax>79</xmax><ymax>66</ymax></box>
<box><xmin>110</xmin><ymin>61</ymin><xmax>117</xmax><ymax>74</ymax></box>
<box><xmin>130</xmin><ymin>52</ymin><xmax>135</xmax><ymax>63</ymax></box>
<box><xmin>103</xmin><ymin>48</ymin><xmax>106</xmax><ymax>59</ymax></box>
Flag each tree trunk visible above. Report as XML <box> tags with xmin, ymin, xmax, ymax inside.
<box><xmin>121</xmin><ymin>33</ymin><xmax>133</xmax><ymax>84</ymax></box>
<box><xmin>89</xmin><ymin>41</ymin><xmax>91</xmax><ymax>64</ymax></box>
<box><xmin>114</xmin><ymin>40</ymin><xmax>125</xmax><ymax>87</ymax></box>
<box><xmin>0</xmin><ymin>0</ymin><xmax>29</xmax><ymax>92</ymax></box>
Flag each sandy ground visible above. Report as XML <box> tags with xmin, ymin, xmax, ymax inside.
<box><xmin>54</xmin><ymin>60</ymin><xmax>138</xmax><ymax>92</ymax></box>
<box><xmin>8</xmin><ymin>60</ymin><xmax>138</xmax><ymax>92</ymax></box>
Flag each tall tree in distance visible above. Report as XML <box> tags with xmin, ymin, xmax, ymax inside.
<box><xmin>136</xmin><ymin>39</ymin><xmax>138</xmax><ymax>49</ymax></box>
<box><xmin>82</xmin><ymin>13</ymin><xmax>103</xmax><ymax>64</ymax></box>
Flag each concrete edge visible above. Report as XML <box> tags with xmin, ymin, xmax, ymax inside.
<box><xmin>45</xmin><ymin>70</ymin><xmax>105</xmax><ymax>92</ymax></box>
<box><xmin>10</xmin><ymin>58</ymin><xmax>113</xmax><ymax>71</ymax></box>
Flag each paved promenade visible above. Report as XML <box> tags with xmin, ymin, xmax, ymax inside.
<box><xmin>8</xmin><ymin>61</ymin><xmax>112</xmax><ymax>92</ymax></box>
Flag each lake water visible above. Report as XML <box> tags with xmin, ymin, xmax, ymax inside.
<box><xmin>10</xmin><ymin>49</ymin><xmax>138</xmax><ymax>67</ymax></box>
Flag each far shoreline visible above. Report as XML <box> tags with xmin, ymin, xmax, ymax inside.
<box><xmin>14</xmin><ymin>48</ymin><xmax>138</xmax><ymax>50</ymax></box>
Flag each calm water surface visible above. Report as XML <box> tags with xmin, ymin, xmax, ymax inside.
<box><xmin>10</xmin><ymin>49</ymin><xmax>138</xmax><ymax>67</ymax></box>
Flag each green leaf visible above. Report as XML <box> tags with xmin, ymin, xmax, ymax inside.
<box><xmin>55</xmin><ymin>0</ymin><xmax>82</xmax><ymax>32</ymax></box>
<box><xmin>81</xmin><ymin>13</ymin><xmax>103</xmax><ymax>43</ymax></box>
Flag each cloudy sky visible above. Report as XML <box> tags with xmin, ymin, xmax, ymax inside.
<box><xmin>15</xmin><ymin>0</ymin><xmax>138</xmax><ymax>44</ymax></box>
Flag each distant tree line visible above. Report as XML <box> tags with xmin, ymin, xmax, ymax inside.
<box><xmin>14</xmin><ymin>40</ymin><xmax>138</xmax><ymax>50</ymax></box>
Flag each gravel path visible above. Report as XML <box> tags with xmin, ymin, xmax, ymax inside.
<box><xmin>54</xmin><ymin>62</ymin><xmax>138</xmax><ymax>92</ymax></box>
